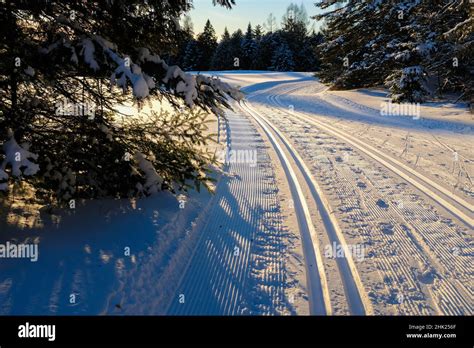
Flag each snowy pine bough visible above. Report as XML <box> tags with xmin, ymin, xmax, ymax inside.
<box><xmin>0</xmin><ymin>129</ymin><xmax>40</xmax><ymax>192</ymax></box>
<box><xmin>0</xmin><ymin>0</ymin><xmax>241</xmax><ymax>203</ymax></box>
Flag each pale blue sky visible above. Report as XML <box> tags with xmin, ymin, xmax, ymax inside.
<box><xmin>188</xmin><ymin>0</ymin><xmax>324</xmax><ymax>38</ymax></box>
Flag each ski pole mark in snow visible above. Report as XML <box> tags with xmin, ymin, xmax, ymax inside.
<box><xmin>245</xmin><ymin>79</ymin><xmax>472</xmax><ymax>315</ymax></box>
<box><xmin>265</xmin><ymin>82</ymin><xmax>474</xmax><ymax>202</ymax></box>
<box><xmin>271</xmin><ymin>87</ymin><xmax>473</xmax><ymax>228</ymax></box>
<box><xmin>240</xmin><ymin>101</ymin><xmax>333</xmax><ymax>315</ymax></box>
<box><xmin>245</xmin><ymin>103</ymin><xmax>373</xmax><ymax>315</ymax></box>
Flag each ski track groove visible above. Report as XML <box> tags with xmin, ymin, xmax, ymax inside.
<box><xmin>239</xmin><ymin>101</ymin><xmax>333</xmax><ymax>315</ymax></box>
<box><xmin>270</xmin><ymin>86</ymin><xmax>474</xmax><ymax>222</ymax></box>
<box><xmin>246</xmin><ymin>80</ymin><xmax>472</xmax><ymax>315</ymax></box>
<box><xmin>258</xmin><ymin>82</ymin><xmax>474</xmax><ymax>209</ymax></box>
<box><xmin>274</xmin><ymin>96</ymin><xmax>473</xmax><ymax>223</ymax></box>
<box><xmin>241</xmin><ymin>100</ymin><xmax>373</xmax><ymax>315</ymax></box>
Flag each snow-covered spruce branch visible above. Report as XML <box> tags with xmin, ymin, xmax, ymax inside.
<box><xmin>39</xmin><ymin>16</ymin><xmax>243</xmax><ymax>111</ymax></box>
<box><xmin>0</xmin><ymin>129</ymin><xmax>40</xmax><ymax>192</ymax></box>
<box><xmin>0</xmin><ymin>1</ymin><xmax>242</xmax><ymax>202</ymax></box>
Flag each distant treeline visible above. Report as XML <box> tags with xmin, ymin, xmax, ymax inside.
<box><xmin>168</xmin><ymin>4</ymin><xmax>323</xmax><ymax>72</ymax></box>
<box><xmin>168</xmin><ymin>1</ymin><xmax>473</xmax><ymax>104</ymax></box>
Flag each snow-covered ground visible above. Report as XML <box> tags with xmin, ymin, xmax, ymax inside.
<box><xmin>0</xmin><ymin>189</ymin><xmax>215</xmax><ymax>314</ymax></box>
<box><xmin>0</xmin><ymin>71</ymin><xmax>472</xmax><ymax>315</ymax></box>
<box><xmin>239</xmin><ymin>72</ymin><xmax>472</xmax><ymax>315</ymax></box>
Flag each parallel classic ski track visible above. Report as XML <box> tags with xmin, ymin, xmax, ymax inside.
<box><xmin>244</xmin><ymin>81</ymin><xmax>472</xmax><ymax>315</ymax></box>
<box><xmin>239</xmin><ymin>100</ymin><xmax>332</xmax><ymax>315</ymax></box>
<box><xmin>264</xmin><ymin>84</ymin><xmax>473</xmax><ymax>229</ymax></box>
<box><xmin>166</xmin><ymin>78</ymin><xmax>471</xmax><ymax>316</ymax></box>
<box><xmin>240</xmin><ymin>100</ymin><xmax>372</xmax><ymax>315</ymax></box>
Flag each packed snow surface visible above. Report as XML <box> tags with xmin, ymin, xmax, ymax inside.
<box><xmin>0</xmin><ymin>72</ymin><xmax>472</xmax><ymax>315</ymax></box>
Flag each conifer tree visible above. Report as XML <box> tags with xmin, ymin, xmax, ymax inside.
<box><xmin>182</xmin><ymin>39</ymin><xmax>201</xmax><ymax>71</ymax></box>
<box><xmin>0</xmin><ymin>0</ymin><xmax>240</xmax><ymax>203</ymax></box>
<box><xmin>242</xmin><ymin>23</ymin><xmax>258</xmax><ymax>70</ymax></box>
<box><xmin>387</xmin><ymin>66</ymin><xmax>431</xmax><ymax>103</ymax></box>
<box><xmin>254</xmin><ymin>25</ymin><xmax>264</xmax><ymax>42</ymax></box>
<box><xmin>271</xmin><ymin>42</ymin><xmax>295</xmax><ymax>71</ymax></box>
<box><xmin>256</xmin><ymin>32</ymin><xmax>282</xmax><ymax>70</ymax></box>
<box><xmin>229</xmin><ymin>29</ymin><xmax>244</xmax><ymax>70</ymax></box>
<box><xmin>196</xmin><ymin>19</ymin><xmax>218</xmax><ymax>71</ymax></box>
<box><xmin>314</xmin><ymin>0</ymin><xmax>472</xmax><ymax>103</ymax></box>
<box><xmin>211</xmin><ymin>28</ymin><xmax>233</xmax><ymax>70</ymax></box>
<box><xmin>281</xmin><ymin>3</ymin><xmax>312</xmax><ymax>71</ymax></box>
